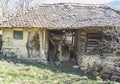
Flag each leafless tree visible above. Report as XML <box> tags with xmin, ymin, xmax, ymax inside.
<box><xmin>0</xmin><ymin>0</ymin><xmax>10</xmax><ymax>17</ymax></box>
<box><xmin>25</xmin><ymin>0</ymin><xmax>33</xmax><ymax>10</ymax></box>
<box><xmin>17</xmin><ymin>0</ymin><xmax>33</xmax><ymax>12</ymax></box>
<box><xmin>0</xmin><ymin>0</ymin><xmax>34</xmax><ymax>18</ymax></box>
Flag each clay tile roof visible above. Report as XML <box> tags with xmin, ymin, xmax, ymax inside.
<box><xmin>0</xmin><ymin>3</ymin><xmax>120</xmax><ymax>29</ymax></box>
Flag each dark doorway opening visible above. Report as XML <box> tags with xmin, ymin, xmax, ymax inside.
<box><xmin>47</xmin><ymin>30</ymin><xmax>77</xmax><ymax>65</ymax></box>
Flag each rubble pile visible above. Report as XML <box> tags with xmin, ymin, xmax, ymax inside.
<box><xmin>78</xmin><ymin>55</ymin><xmax>120</xmax><ymax>82</ymax></box>
<box><xmin>94</xmin><ymin>57</ymin><xmax>120</xmax><ymax>82</ymax></box>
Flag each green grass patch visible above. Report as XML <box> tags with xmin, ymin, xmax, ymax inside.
<box><xmin>0</xmin><ymin>55</ymin><xmax>117</xmax><ymax>84</ymax></box>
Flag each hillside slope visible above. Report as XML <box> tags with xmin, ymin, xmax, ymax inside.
<box><xmin>0</xmin><ymin>55</ymin><xmax>116</xmax><ymax>84</ymax></box>
<box><xmin>106</xmin><ymin>0</ymin><xmax>120</xmax><ymax>10</ymax></box>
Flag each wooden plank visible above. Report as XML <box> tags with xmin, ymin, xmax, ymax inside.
<box><xmin>87</xmin><ymin>39</ymin><xmax>100</xmax><ymax>41</ymax></box>
<box><xmin>81</xmin><ymin>32</ymin><xmax>86</xmax><ymax>35</ymax></box>
<box><xmin>87</xmin><ymin>45</ymin><xmax>98</xmax><ymax>47</ymax></box>
<box><xmin>87</xmin><ymin>33</ymin><xmax>102</xmax><ymax>35</ymax></box>
<box><xmin>52</xmin><ymin>34</ymin><xmax>63</xmax><ymax>41</ymax></box>
<box><xmin>87</xmin><ymin>34</ymin><xmax>102</xmax><ymax>36</ymax></box>
<box><xmin>87</xmin><ymin>37</ymin><xmax>102</xmax><ymax>39</ymax></box>
<box><xmin>87</xmin><ymin>42</ymin><xmax>98</xmax><ymax>45</ymax></box>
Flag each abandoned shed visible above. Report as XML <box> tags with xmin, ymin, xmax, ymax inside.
<box><xmin>0</xmin><ymin>3</ymin><xmax>120</xmax><ymax>64</ymax></box>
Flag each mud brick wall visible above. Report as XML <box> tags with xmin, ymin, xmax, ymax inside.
<box><xmin>2</xmin><ymin>28</ymin><xmax>48</xmax><ymax>63</ymax></box>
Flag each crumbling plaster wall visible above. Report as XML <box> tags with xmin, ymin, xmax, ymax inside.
<box><xmin>2</xmin><ymin>28</ymin><xmax>48</xmax><ymax>62</ymax></box>
<box><xmin>2</xmin><ymin>28</ymin><xmax>28</xmax><ymax>57</ymax></box>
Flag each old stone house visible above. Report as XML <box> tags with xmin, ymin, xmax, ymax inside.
<box><xmin>0</xmin><ymin>3</ymin><xmax>120</xmax><ymax>64</ymax></box>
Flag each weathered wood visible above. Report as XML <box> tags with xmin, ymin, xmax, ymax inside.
<box><xmin>86</xmin><ymin>31</ymin><xmax>103</xmax><ymax>54</ymax></box>
<box><xmin>52</xmin><ymin>34</ymin><xmax>63</xmax><ymax>40</ymax></box>
<box><xmin>57</xmin><ymin>40</ymin><xmax>63</xmax><ymax>61</ymax></box>
<box><xmin>49</xmin><ymin>37</ymin><xmax>56</xmax><ymax>48</ymax></box>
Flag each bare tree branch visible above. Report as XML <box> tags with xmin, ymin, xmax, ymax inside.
<box><xmin>0</xmin><ymin>0</ymin><xmax>10</xmax><ymax>17</ymax></box>
<box><xmin>17</xmin><ymin>0</ymin><xmax>33</xmax><ymax>12</ymax></box>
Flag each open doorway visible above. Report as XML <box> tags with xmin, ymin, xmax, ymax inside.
<box><xmin>47</xmin><ymin>30</ymin><xmax>77</xmax><ymax>65</ymax></box>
